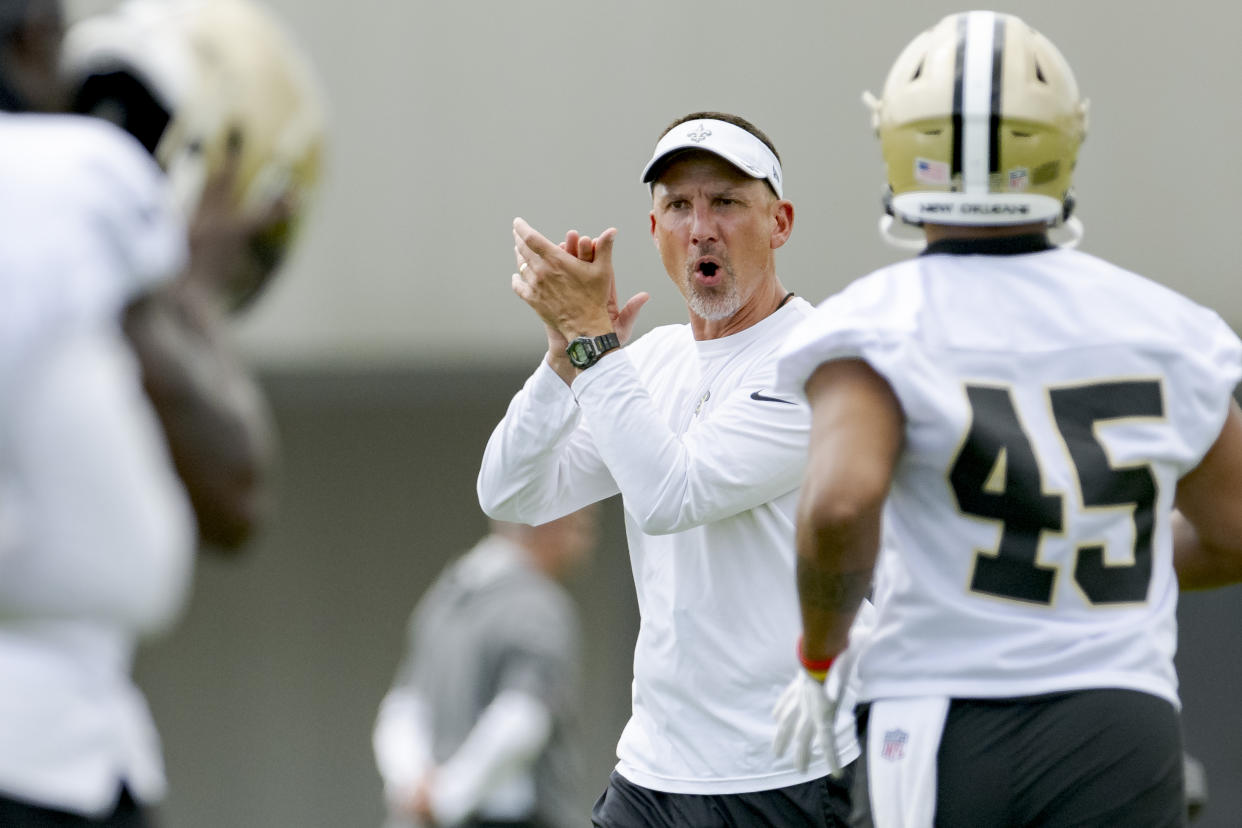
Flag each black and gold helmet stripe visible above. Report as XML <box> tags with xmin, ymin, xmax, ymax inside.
<box><xmin>950</xmin><ymin>12</ymin><xmax>1008</xmax><ymax>189</ymax></box>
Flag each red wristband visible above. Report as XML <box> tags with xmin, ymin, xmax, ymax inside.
<box><xmin>797</xmin><ymin>636</ymin><xmax>836</xmax><ymax>681</ymax></box>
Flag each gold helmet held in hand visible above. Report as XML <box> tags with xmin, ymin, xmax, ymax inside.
<box><xmin>63</xmin><ymin>0</ymin><xmax>327</xmax><ymax>310</ymax></box>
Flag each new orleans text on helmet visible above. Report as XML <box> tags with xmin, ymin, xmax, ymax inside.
<box><xmin>919</xmin><ymin>202</ymin><xmax>1032</xmax><ymax>215</ymax></box>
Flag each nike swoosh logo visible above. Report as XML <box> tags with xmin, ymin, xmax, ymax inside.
<box><xmin>750</xmin><ymin>390</ymin><xmax>795</xmax><ymax>405</ymax></box>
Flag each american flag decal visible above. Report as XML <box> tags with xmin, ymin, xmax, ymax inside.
<box><xmin>881</xmin><ymin>728</ymin><xmax>908</xmax><ymax>761</ymax></box>
<box><xmin>915</xmin><ymin>157</ymin><xmax>949</xmax><ymax>184</ymax></box>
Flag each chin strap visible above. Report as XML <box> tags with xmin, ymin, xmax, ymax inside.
<box><xmin>1049</xmin><ymin>215</ymin><xmax>1084</xmax><ymax>248</ymax></box>
<box><xmin>878</xmin><ymin>214</ymin><xmax>928</xmax><ymax>252</ymax></box>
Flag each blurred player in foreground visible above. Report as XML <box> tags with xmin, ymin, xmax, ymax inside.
<box><xmin>479</xmin><ymin>111</ymin><xmax>861</xmax><ymax>827</ymax></box>
<box><xmin>63</xmin><ymin>0</ymin><xmax>326</xmax><ymax>552</ymax></box>
<box><xmin>373</xmin><ymin>508</ymin><xmax>597</xmax><ymax>828</ymax></box>
<box><xmin>774</xmin><ymin>10</ymin><xmax>1242</xmax><ymax>826</ymax></box>
<box><xmin>0</xmin><ymin>0</ymin><xmax>323</xmax><ymax>824</ymax></box>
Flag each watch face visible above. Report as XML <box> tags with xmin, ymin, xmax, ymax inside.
<box><xmin>567</xmin><ymin>339</ymin><xmax>593</xmax><ymax>366</ymax></box>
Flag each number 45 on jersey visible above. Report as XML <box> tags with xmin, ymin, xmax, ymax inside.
<box><xmin>950</xmin><ymin>380</ymin><xmax>1163</xmax><ymax>607</ymax></box>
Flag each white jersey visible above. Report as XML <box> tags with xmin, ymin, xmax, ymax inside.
<box><xmin>0</xmin><ymin>114</ymin><xmax>186</xmax><ymax>388</ymax></box>
<box><xmin>0</xmin><ymin>113</ymin><xmax>194</xmax><ymax>816</ymax></box>
<box><xmin>479</xmin><ymin>298</ymin><xmax>860</xmax><ymax>793</ymax></box>
<box><xmin>777</xmin><ymin>240</ymin><xmax>1242</xmax><ymax>707</ymax></box>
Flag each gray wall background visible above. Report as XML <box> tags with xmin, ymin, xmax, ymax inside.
<box><xmin>55</xmin><ymin>0</ymin><xmax>1242</xmax><ymax>825</ymax></box>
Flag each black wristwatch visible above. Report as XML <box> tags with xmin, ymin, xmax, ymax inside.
<box><xmin>565</xmin><ymin>332</ymin><xmax>620</xmax><ymax>369</ymax></box>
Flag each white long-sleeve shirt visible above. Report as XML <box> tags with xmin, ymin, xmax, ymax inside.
<box><xmin>0</xmin><ymin>113</ymin><xmax>195</xmax><ymax>816</ymax></box>
<box><xmin>479</xmin><ymin>298</ymin><xmax>858</xmax><ymax>794</ymax></box>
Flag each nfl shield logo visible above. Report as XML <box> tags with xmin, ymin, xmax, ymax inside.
<box><xmin>881</xmin><ymin>728</ymin><xmax>908</xmax><ymax>761</ymax></box>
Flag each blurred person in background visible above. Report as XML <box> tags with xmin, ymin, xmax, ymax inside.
<box><xmin>373</xmin><ymin>507</ymin><xmax>597</xmax><ymax>828</ymax></box>
<box><xmin>0</xmin><ymin>0</ymin><xmax>323</xmax><ymax>824</ymax></box>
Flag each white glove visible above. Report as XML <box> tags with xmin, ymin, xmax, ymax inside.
<box><xmin>772</xmin><ymin>667</ymin><xmax>838</xmax><ymax>775</ymax></box>
<box><xmin>772</xmin><ymin>600</ymin><xmax>879</xmax><ymax>777</ymax></box>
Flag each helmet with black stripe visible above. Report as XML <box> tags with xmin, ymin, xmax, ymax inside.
<box><xmin>865</xmin><ymin>11</ymin><xmax>1087</xmax><ymax>245</ymax></box>
<box><xmin>62</xmin><ymin>0</ymin><xmax>326</xmax><ymax>310</ymax></box>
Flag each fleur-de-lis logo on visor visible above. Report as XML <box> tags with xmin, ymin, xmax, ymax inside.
<box><xmin>687</xmin><ymin>123</ymin><xmax>711</xmax><ymax>143</ymax></box>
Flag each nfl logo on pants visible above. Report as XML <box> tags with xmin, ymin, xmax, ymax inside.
<box><xmin>881</xmin><ymin>729</ymin><xmax>908</xmax><ymax>761</ymax></box>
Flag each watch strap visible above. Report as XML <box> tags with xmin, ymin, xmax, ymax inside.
<box><xmin>591</xmin><ymin>332</ymin><xmax>620</xmax><ymax>355</ymax></box>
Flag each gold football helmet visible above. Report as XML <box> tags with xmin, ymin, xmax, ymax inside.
<box><xmin>63</xmin><ymin>0</ymin><xmax>326</xmax><ymax>306</ymax></box>
<box><xmin>865</xmin><ymin>11</ymin><xmax>1087</xmax><ymax>243</ymax></box>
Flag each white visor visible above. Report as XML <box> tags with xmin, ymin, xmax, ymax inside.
<box><xmin>641</xmin><ymin>118</ymin><xmax>783</xmax><ymax>198</ymax></box>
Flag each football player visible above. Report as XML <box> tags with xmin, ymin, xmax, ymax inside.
<box><xmin>62</xmin><ymin>0</ymin><xmax>326</xmax><ymax>552</ymax></box>
<box><xmin>0</xmin><ymin>0</ymin><xmax>322</xmax><ymax>824</ymax></box>
<box><xmin>776</xmin><ymin>10</ymin><xmax>1242</xmax><ymax>826</ymax></box>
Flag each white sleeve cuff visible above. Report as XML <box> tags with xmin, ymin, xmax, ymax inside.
<box><xmin>372</xmin><ymin>689</ymin><xmax>434</xmax><ymax>808</ymax></box>
<box><xmin>531</xmin><ymin>357</ymin><xmax>581</xmax><ymax>406</ymax></box>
